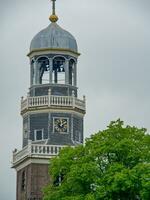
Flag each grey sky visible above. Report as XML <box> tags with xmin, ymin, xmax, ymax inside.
<box><xmin>1</xmin><ymin>0</ymin><xmax>150</xmax><ymax>199</ymax></box>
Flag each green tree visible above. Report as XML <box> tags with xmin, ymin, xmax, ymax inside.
<box><xmin>43</xmin><ymin>119</ymin><xmax>150</xmax><ymax>200</ymax></box>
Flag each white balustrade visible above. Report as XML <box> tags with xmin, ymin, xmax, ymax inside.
<box><xmin>13</xmin><ymin>145</ymin><xmax>29</xmax><ymax>164</ymax></box>
<box><xmin>21</xmin><ymin>94</ymin><xmax>86</xmax><ymax>111</ymax></box>
<box><xmin>12</xmin><ymin>144</ymin><xmax>65</xmax><ymax>166</ymax></box>
<box><xmin>75</xmin><ymin>99</ymin><xmax>86</xmax><ymax>110</ymax></box>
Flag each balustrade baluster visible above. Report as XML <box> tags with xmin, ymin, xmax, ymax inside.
<box><xmin>28</xmin><ymin>98</ymin><xmax>31</xmax><ymax>106</ymax></box>
<box><xmin>36</xmin><ymin>98</ymin><xmax>38</xmax><ymax>106</ymax></box>
<box><xmin>55</xmin><ymin>147</ymin><xmax>57</xmax><ymax>154</ymax></box>
<box><xmin>33</xmin><ymin>98</ymin><xmax>35</xmax><ymax>106</ymax></box>
<box><xmin>69</xmin><ymin>97</ymin><xmax>71</xmax><ymax>105</ymax></box>
<box><xmin>45</xmin><ymin>147</ymin><xmax>47</xmax><ymax>153</ymax></box>
<box><xmin>32</xmin><ymin>98</ymin><xmax>34</xmax><ymax>106</ymax></box>
<box><xmin>59</xmin><ymin>147</ymin><xmax>61</xmax><ymax>152</ymax></box>
<box><xmin>37</xmin><ymin>146</ymin><xmax>39</xmax><ymax>153</ymax></box>
<box><xmin>47</xmin><ymin>147</ymin><xmax>49</xmax><ymax>153</ymax></box>
<box><xmin>51</xmin><ymin>146</ymin><xmax>53</xmax><ymax>154</ymax></box>
<box><xmin>41</xmin><ymin>146</ymin><xmax>45</xmax><ymax>154</ymax></box>
<box><xmin>62</xmin><ymin>97</ymin><xmax>64</xmax><ymax>105</ymax></box>
<box><xmin>40</xmin><ymin>146</ymin><xmax>42</xmax><ymax>153</ymax></box>
<box><xmin>32</xmin><ymin>145</ymin><xmax>35</xmax><ymax>154</ymax></box>
<box><xmin>31</xmin><ymin>146</ymin><xmax>33</xmax><ymax>153</ymax></box>
<box><xmin>64</xmin><ymin>98</ymin><xmax>66</xmax><ymax>105</ymax></box>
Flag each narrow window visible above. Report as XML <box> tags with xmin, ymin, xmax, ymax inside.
<box><xmin>21</xmin><ymin>170</ymin><xmax>26</xmax><ymax>191</ymax></box>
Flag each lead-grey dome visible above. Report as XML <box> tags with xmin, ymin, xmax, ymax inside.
<box><xmin>30</xmin><ymin>23</ymin><xmax>78</xmax><ymax>53</ymax></box>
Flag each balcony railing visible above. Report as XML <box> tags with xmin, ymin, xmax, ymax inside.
<box><xmin>21</xmin><ymin>94</ymin><xmax>86</xmax><ymax>112</ymax></box>
<box><xmin>12</xmin><ymin>143</ymin><xmax>66</xmax><ymax>167</ymax></box>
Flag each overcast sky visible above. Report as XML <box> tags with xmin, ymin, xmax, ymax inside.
<box><xmin>1</xmin><ymin>0</ymin><xmax>150</xmax><ymax>199</ymax></box>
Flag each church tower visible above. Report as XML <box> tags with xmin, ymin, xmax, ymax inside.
<box><xmin>12</xmin><ymin>1</ymin><xmax>86</xmax><ymax>199</ymax></box>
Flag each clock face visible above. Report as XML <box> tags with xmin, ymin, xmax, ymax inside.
<box><xmin>54</xmin><ymin>118</ymin><xmax>68</xmax><ymax>133</ymax></box>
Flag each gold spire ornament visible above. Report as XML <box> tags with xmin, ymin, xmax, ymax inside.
<box><xmin>49</xmin><ymin>0</ymin><xmax>59</xmax><ymax>23</ymax></box>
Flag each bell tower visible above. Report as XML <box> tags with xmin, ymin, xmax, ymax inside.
<box><xmin>12</xmin><ymin>1</ymin><xmax>86</xmax><ymax>200</ymax></box>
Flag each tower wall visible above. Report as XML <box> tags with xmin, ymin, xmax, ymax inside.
<box><xmin>17</xmin><ymin>163</ymin><xmax>50</xmax><ymax>200</ymax></box>
<box><xmin>23</xmin><ymin>111</ymin><xmax>84</xmax><ymax>147</ymax></box>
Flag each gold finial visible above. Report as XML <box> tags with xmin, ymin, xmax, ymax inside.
<box><xmin>49</xmin><ymin>0</ymin><xmax>58</xmax><ymax>23</ymax></box>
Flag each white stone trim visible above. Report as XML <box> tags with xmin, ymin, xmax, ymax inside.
<box><xmin>28</xmin><ymin>50</ymin><xmax>79</xmax><ymax>59</ymax></box>
<box><xmin>21</xmin><ymin>107</ymin><xmax>85</xmax><ymax>118</ymax></box>
<box><xmin>14</xmin><ymin>158</ymin><xmax>51</xmax><ymax>172</ymax></box>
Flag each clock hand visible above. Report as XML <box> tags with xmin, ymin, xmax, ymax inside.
<box><xmin>62</xmin><ymin>121</ymin><xmax>66</xmax><ymax>125</ymax></box>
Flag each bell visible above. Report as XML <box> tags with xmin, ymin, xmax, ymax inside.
<box><xmin>58</xmin><ymin>67</ymin><xmax>61</xmax><ymax>72</ymax></box>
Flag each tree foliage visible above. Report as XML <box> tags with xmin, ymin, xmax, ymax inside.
<box><xmin>43</xmin><ymin>119</ymin><xmax>150</xmax><ymax>200</ymax></box>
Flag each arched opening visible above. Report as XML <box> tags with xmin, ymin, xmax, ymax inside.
<box><xmin>69</xmin><ymin>59</ymin><xmax>76</xmax><ymax>86</ymax></box>
<box><xmin>37</xmin><ymin>57</ymin><xmax>50</xmax><ymax>84</ymax></box>
<box><xmin>52</xmin><ymin>57</ymin><xmax>65</xmax><ymax>84</ymax></box>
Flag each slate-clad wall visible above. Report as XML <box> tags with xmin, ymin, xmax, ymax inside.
<box><xmin>23</xmin><ymin>116</ymin><xmax>29</xmax><ymax>147</ymax></box>
<box><xmin>24</xmin><ymin>112</ymin><xmax>83</xmax><ymax>145</ymax></box>
<box><xmin>30</xmin><ymin>113</ymin><xmax>48</xmax><ymax>141</ymax></box>
<box><xmin>73</xmin><ymin>115</ymin><xmax>83</xmax><ymax>143</ymax></box>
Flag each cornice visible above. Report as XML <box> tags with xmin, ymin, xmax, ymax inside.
<box><xmin>27</xmin><ymin>48</ymin><xmax>81</xmax><ymax>58</ymax></box>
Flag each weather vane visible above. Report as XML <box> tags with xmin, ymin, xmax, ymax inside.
<box><xmin>49</xmin><ymin>0</ymin><xmax>58</xmax><ymax>23</ymax></box>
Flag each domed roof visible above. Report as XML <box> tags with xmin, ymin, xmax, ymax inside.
<box><xmin>30</xmin><ymin>23</ymin><xmax>78</xmax><ymax>53</ymax></box>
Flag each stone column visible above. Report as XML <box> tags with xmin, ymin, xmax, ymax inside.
<box><xmin>49</xmin><ymin>58</ymin><xmax>53</xmax><ymax>83</ymax></box>
<box><xmin>30</xmin><ymin>58</ymin><xmax>36</xmax><ymax>86</ymax></box>
<box><xmin>30</xmin><ymin>60</ymin><xmax>33</xmax><ymax>86</ymax></box>
<box><xmin>73</xmin><ymin>62</ymin><xmax>77</xmax><ymax>87</ymax></box>
<box><xmin>36</xmin><ymin>62</ymin><xmax>41</xmax><ymax>84</ymax></box>
<box><xmin>65</xmin><ymin>59</ymin><xmax>69</xmax><ymax>84</ymax></box>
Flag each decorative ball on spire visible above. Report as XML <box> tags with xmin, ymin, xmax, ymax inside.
<box><xmin>49</xmin><ymin>0</ymin><xmax>58</xmax><ymax>23</ymax></box>
<box><xmin>49</xmin><ymin>14</ymin><xmax>58</xmax><ymax>23</ymax></box>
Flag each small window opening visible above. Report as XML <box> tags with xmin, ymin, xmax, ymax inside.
<box><xmin>34</xmin><ymin>129</ymin><xmax>44</xmax><ymax>141</ymax></box>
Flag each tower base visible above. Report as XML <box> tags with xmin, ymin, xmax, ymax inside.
<box><xmin>16</xmin><ymin>163</ymin><xmax>50</xmax><ymax>200</ymax></box>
